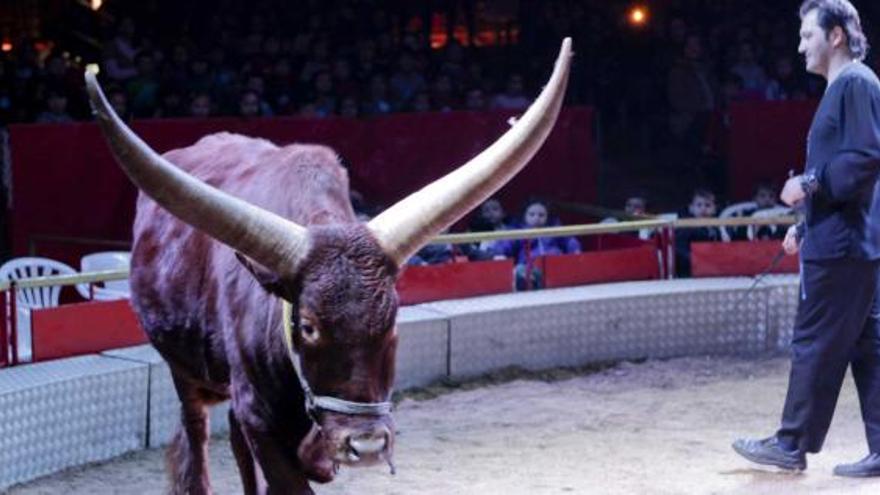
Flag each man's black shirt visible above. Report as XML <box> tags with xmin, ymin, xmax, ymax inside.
<box><xmin>801</xmin><ymin>61</ymin><xmax>880</xmax><ymax>261</ymax></box>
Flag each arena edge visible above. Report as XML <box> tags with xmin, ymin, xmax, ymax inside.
<box><xmin>0</xmin><ymin>276</ymin><xmax>798</xmax><ymax>490</ymax></box>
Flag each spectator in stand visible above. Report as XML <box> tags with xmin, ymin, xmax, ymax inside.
<box><xmin>243</xmin><ymin>74</ymin><xmax>274</xmax><ymax>115</ymax></box>
<box><xmin>35</xmin><ymin>89</ymin><xmax>74</xmax><ymax>123</ymax></box>
<box><xmin>41</xmin><ymin>54</ymin><xmax>85</xmax><ymax>117</ymax></box>
<box><xmin>361</xmin><ymin>74</ymin><xmax>393</xmax><ymax>116</ymax></box>
<box><xmin>765</xmin><ymin>55</ymin><xmax>808</xmax><ymax>100</ymax></box>
<box><xmin>675</xmin><ymin>188</ymin><xmax>722</xmax><ymax>277</ymax></box>
<box><xmin>126</xmin><ymin>52</ymin><xmax>161</xmax><ymax>118</ymax></box>
<box><xmin>410</xmin><ymin>91</ymin><xmax>432</xmax><ymax>113</ymax></box>
<box><xmin>730</xmin><ymin>41</ymin><xmax>769</xmax><ymax>96</ymax></box>
<box><xmin>431</xmin><ymin>73</ymin><xmax>460</xmax><ymax>112</ymax></box>
<box><xmin>407</xmin><ymin>227</ymin><xmax>455</xmax><ymax>266</ymax></box>
<box><xmin>354</xmin><ymin>39</ymin><xmax>380</xmax><ymax>82</ymax></box>
<box><xmin>667</xmin><ymin>35</ymin><xmax>715</xmax><ymax>149</ymax></box>
<box><xmin>462</xmin><ymin>198</ymin><xmax>515</xmax><ymax>261</ymax></box>
<box><xmin>0</xmin><ymin>61</ymin><xmax>14</xmax><ymax>124</ymax></box>
<box><xmin>389</xmin><ymin>52</ymin><xmax>426</xmax><ymax>109</ymax></box>
<box><xmin>238</xmin><ymin>89</ymin><xmax>268</xmax><ymax>118</ymax></box>
<box><xmin>304</xmin><ymin>70</ymin><xmax>336</xmax><ymax>117</ymax></box>
<box><xmin>493</xmin><ymin>199</ymin><xmax>581</xmax><ymax>290</ymax></box>
<box><xmin>601</xmin><ymin>195</ymin><xmax>655</xmax><ymax>239</ymax></box>
<box><xmin>465</xmin><ymin>87</ymin><xmax>487</xmax><ymax>111</ymax></box>
<box><xmin>106</xmin><ymin>86</ymin><xmax>131</xmax><ymax>121</ymax></box>
<box><xmin>155</xmin><ymin>87</ymin><xmax>186</xmax><ymax>118</ymax></box>
<box><xmin>267</xmin><ymin>57</ymin><xmax>297</xmax><ymax>115</ymax></box>
<box><xmin>186</xmin><ymin>57</ymin><xmax>215</xmax><ymax>98</ymax></box>
<box><xmin>188</xmin><ymin>92</ymin><xmax>213</xmax><ymax>118</ymax></box>
<box><xmin>731</xmin><ymin>182</ymin><xmax>788</xmax><ymax>241</ymax></box>
<box><xmin>102</xmin><ymin>17</ymin><xmax>140</xmax><ymax>83</ymax></box>
<box><xmin>491</xmin><ymin>74</ymin><xmax>530</xmax><ymax>110</ymax></box>
<box><xmin>332</xmin><ymin>58</ymin><xmax>359</xmax><ymax>101</ymax></box>
<box><xmin>338</xmin><ymin>96</ymin><xmax>359</xmax><ymax>118</ymax></box>
<box><xmin>667</xmin><ymin>33</ymin><xmax>716</xmax><ymax>174</ymax></box>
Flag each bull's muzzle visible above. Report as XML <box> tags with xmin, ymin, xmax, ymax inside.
<box><xmin>339</xmin><ymin>424</ymin><xmax>392</xmax><ymax>464</ymax></box>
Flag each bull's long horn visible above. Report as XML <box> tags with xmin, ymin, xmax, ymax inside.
<box><xmin>84</xmin><ymin>70</ymin><xmax>310</xmax><ymax>279</ymax></box>
<box><xmin>368</xmin><ymin>38</ymin><xmax>573</xmax><ymax>266</ymax></box>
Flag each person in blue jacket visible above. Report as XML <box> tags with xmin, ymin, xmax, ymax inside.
<box><xmin>493</xmin><ymin>198</ymin><xmax>580</xmax><ymax>289</ymax></box>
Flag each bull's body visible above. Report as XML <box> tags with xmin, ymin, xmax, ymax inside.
<box><xmin>132</xmin><ymin>133</ymin><xmax>353</xmax><ymax>388</ymax></box>
<box><xmin>131</xmin><ymin>133</ymin><xmax>395</xmax><ymax>493</ymax></box>
<box><xmin>85</xmin><ymin>37</ymin><xmax>571</xmax><ymax>495</ymax></box>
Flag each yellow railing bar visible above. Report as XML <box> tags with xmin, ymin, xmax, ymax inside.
<box><xmin>7</xmin><ymin>215</ymin><xmax>798</xmax><ymax>287</ymax></box>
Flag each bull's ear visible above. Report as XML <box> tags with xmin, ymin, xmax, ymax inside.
<box><xmin>235</xmin><ymin>251</ymin><xmax>290</xmax><ymax>298</ymax></box>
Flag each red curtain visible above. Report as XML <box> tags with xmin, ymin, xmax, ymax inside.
<box><xmin>727</xmin><ymin>100</ymin><xmax>817</xmax><ymax>200</ymax></box>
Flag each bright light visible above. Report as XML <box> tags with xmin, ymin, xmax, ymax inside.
<box><xmin>90</xmin><ymin>0</ymin><xmax>103</xmax><ymax>10</ymax></box>
<box><xmin>628</xmin><ymin>6</ymin><xmax>648</xmax><ymax>27</ymax></box>
<box><xmin>86</xmin><ymin>63</ymin><xmax>100</xmax><ymax>75</ymax></box>
<box><xmin>0</xmin><ymin>41</ymin><xmax>12</xmax><ymax>52</ymax></box>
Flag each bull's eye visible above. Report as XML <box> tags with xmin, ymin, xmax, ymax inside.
<box><xmin>300</xmin><ymin>321</ymin><xmax>319</xmax><ymax>343</ymax></box>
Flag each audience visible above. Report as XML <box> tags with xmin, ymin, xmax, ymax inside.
<box><xmin>4</xmin><ymin>0</ymin><xmax>864</xmax><ymax>128</ymax></box>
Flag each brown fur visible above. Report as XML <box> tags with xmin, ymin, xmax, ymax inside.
<box><xmin>130</xmin><ymin>133</ymin><xmax>399</xmax><ymax>494</ymax></box>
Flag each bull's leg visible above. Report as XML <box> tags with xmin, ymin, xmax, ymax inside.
<box><xmin>250</xmin><ymin>432</ymin><xmax>314</xmax><ymax>495</ymax></box>
<box><xmin>229</xmin><ymin>409</ymin><xmax>258</xmax><ymax>494</ymax></box>
<box><xmin>234</xmin><ymin>415</ymin><xmax>313</xmax><ymax>494</ymax></box>
<box><xmin>167</xmin><ymin>371</ymin><xmax>212</xmax><ymax>495</ymax></box>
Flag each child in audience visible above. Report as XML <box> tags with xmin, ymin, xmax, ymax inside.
<box><xmin>493</xmin><ymin>199</ymin><xmax>581</xmax><ymax>289</ymax></box>
<box><xmin>675</xmin><ymin>188</ymin><xmax>722</xmax><ymax>277</ymax></box>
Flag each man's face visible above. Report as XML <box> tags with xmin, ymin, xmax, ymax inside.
<box><xmin>625</xmin><ymin>197</ymin><xmax>646</xmax><ymax>216</ymax></box>
<box><xmin>689</xmin><ymin>195</ymin><xmax>716</xmax><ymax>218</ymax></box>
<box><xmin>191</xmin><ymin>96</ymin><xmax>211</xmax><ymax>117</ymax></box>
<box><xmin>798</xmin><ymin>10</ymin><xmax>833</xmax><ymax>76</ymax></box>
<box><xmin>481</xmin><ymin>200</ymin><xmax>504</xmax><ymax>225</ymax></box>
<box><xmin>240</xmin><ymin>94</ymin><xmax>260</xmax><ymax>117</ymax></box>
<box><xmin>754</xmin><ymin>188</ymin><xmax>776</xmax><ymax>209</ymax></box>
<box><xmin>524</xmin><ymin>203</ymin><xmax>548</xmax><ymax>228</ymax></box>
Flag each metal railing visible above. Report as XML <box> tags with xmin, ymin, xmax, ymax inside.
<box><xmin>1</xmin><ymin>215</ymin><xmax>797</xmax><ymax>367</ymax></box>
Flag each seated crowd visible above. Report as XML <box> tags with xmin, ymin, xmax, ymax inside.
<box><xmin>359</xmin><ymin>179</ymin><xmax>791</xmax><ymax>287</ymax></box>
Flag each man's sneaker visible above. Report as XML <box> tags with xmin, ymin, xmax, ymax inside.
<box><xmin>732</xmin><ymin>436</ymin><xmax>806</xmax><ymax>471</ymax></box>
<box><xmin>833</xmin><ymin>453</ymin><xmax>880</xmax><ymax>477</ymax></box>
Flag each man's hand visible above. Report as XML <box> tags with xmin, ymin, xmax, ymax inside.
<box><xmin>782</xmin><ymin>224</ymin><xmax>800</xmax><ymax>255</ymax></box>
<box><xmin>781</xmin><ymin>175</ymin><xmax>806</xmax><ymax>206</ymax></box>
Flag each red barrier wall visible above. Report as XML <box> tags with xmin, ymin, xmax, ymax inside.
<box><xmin>690</xmin><ymin>240</ymin><xmax>799</xmax><ymax>277</ymax></box>
<box><xmin>9</xmin><ymin>107</ymin><xmax>596</xmax><ymax>267</ymax></box>
<box><xmin>396</xmin><ymin>259</ymin><xmax>513</xmax><ymax>305</ymax></box>
<box><xmin>30</xmin><ymin>299</ymin><xmax>147</xmax><ymax>362</ymax></box>
<box><xmin>540</xmin><ymin>245</ymin><xmax>661</xmax><ymax>288</ymax></box>
<box><xmin>728</xmin><ymin>100</ymin><xmax>817</xmax><ymax>200</ymax></box>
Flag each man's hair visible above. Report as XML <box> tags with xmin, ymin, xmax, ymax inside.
<box><xmin>799</xmin><ymin>0</ymin><xmax>869</xmax><ymax>61</ymax></box>
<box><xmin>692</xmin><ymin>188</ymin><xmax>715</xmax><ymax>202</ymax></box>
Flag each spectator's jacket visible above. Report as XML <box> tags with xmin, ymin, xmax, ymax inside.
<box><xmin>493</xmin><ymin>230</ymin><xmax>581</xmax><ymax>265</ymax></box>
<box><xmin>674</xmin><ymin>214</ymin><xmax>722</xmax><ymax>277</ymax></box>
<box><xmin>801</xmin><ymin>62</ymin><xmax>880</xmax><ymax>261</ymax></box>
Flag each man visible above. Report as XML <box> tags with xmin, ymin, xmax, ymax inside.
<box><xmin>733</xmin><ymin>0</ymin><xmax>880</xmax><ymax>477</ymax></box>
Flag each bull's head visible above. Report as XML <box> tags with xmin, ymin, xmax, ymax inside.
<box><xmin>85</xmin><ymin>38</ymin><xmax>572</xmax><ymax>482</ymax></box>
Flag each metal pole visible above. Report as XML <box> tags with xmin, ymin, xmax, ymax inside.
<box><xmin>9</xmin><ymin>283</ymin><xmax>18</xmax><ymax>365</ymax></box>
<box><xmin>0</xmin><ymin>286</ymin><xmax>7</xmax><ymax>366</ymax></box>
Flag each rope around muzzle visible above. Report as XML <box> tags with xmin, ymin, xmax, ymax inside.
<box><xmin>281</xmin><ymin>300</ymin><xmax>393</xmax><ymax>419</ymax></box>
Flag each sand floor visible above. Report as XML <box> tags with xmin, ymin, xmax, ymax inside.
<box><xmin>8</xmin><ymin>356</ymin><xmax>880</xmax><ymax>495</ymax></box>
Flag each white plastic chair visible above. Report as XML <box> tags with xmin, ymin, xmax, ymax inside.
<box><xmin>749</xmin><ymin>206</ymin><xmax>793</xmax><ymax>240</ymax></box>
<box><xmin>77</xmin><ymin>251</ymin><xmax>132</xmax><ymax>301</ymax></box>
<box><xmin>0</xmin><ymin>257</ymin><xmax>77</xmax><ymax>361</ymax></box>
<box><xmin>719</xmin><ymin>201</ymin><xmax>757</xmax><ymax>242</ymax></box>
